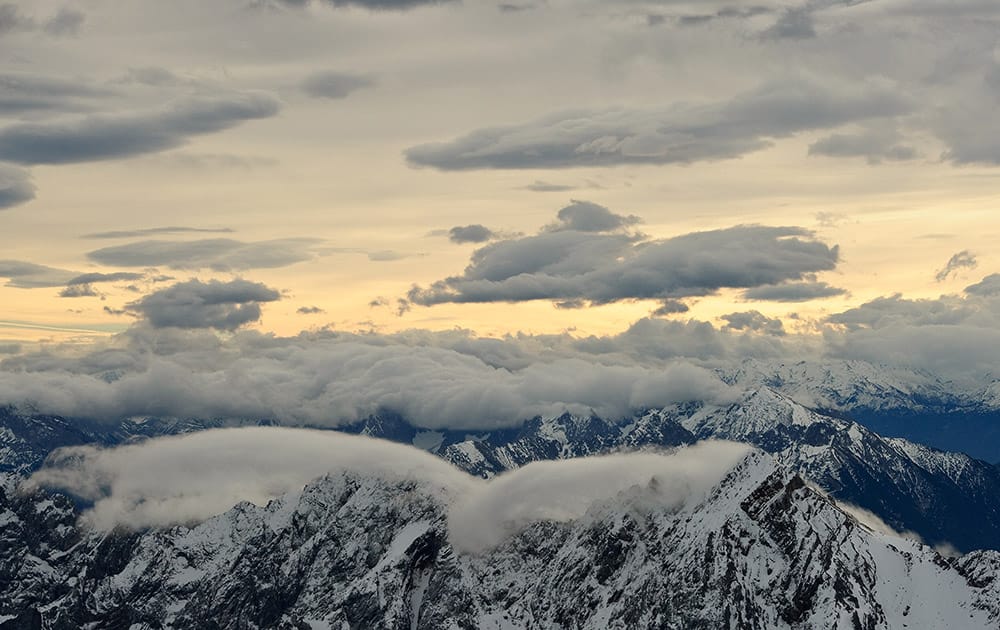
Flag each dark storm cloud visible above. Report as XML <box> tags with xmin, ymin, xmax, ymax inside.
<box><xmin>0</xmin><ymin>92</ymin><xmax>280</xmax><ymax>165</ymax></box>
<box><xmin>0</xmin><ymin>164</ymin><xmax>34</xmax><ymax>209</ymax></box>
<box><xmin>935</xmin><ymin>250</ymin><xmax>978</xmax><ymax>282</ymax></box>
<box><xmin>86</xmin><ymin>238</ymin><xmax>324</xmax><ymax>271</ymax></box>
<box><xmin>448</xmin><ymin>224</ymin><xmax>496</xmax><ymax>244</ymax></box>
<box><xmin>0</xmin><ymin>260</ymin><xmax>76</xmax><ymax>288</ymax></box>
<box><xmin>965</xmin><ymin>273</ymin><xmax>1000</xmax><ymax>297</ymax></box>
<box><xmin>405</xmin><ymin>78</ymin><xmax>910</xmax><ymax>170</ymax></box>
<box><xmin>82</xmin><ymin>226</ymin><xmax>235</xmax><ymax>239</ymax></box>
<box><xmin>0</xmin><ymin>73</ymin><xmax>112</xmax><ymax>116</ymax></box>
<box><xmin>721</xmin><ymin>311</ymin><xmax>786</xmax><ymax>336</ymax></box>
<box><xmin>127</xmin><ymin>279</ymin><xmax>282</xmax><ymax>330</ymax></box>
<box><xmin>406</xmin><ymin>206</ymin><xmax>840</xmax><ymax>308</ymax></box>
<box><xmin>42</xmin><ymin>7</ymin><xmax>85</xmax><ymax>36</ymax></box>
<box><xmin>808</xmin><ymin>129</ymin><xmax>918</xmax><ymax>164</ymax></box>
<box><xmin>300</xmin><ymin>71</ymin><xmax>374</xmax><ymax>99</ymax></box>
<box><xmin>742</xmin><ymin>281</ymin><xmax>847</xmax><ymax>302</ymax></box>
<box><xmin>547</xmin><ymin>200</ymin><xmax>640</xmax><ymax>233</ymax></box>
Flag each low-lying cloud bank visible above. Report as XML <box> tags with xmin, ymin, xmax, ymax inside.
<box><xmin>0</xmin><ymin>330</ymin><xmax>735</xmax><ymax>429</ymax></box>
<box><xmin>27</xmin><ymin>428</ymin><xmax>752</xmax><ymax>552</ymax></box>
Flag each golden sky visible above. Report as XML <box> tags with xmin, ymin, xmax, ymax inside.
<box><xmin>2</xmin><ymin>0</ymin><xmax>1000</xmax><ymax>347</ymax></box>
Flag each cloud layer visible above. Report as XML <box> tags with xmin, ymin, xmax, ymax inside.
<box><xmin>27</xmin><ymin>427</ymin><xmax>752</xmax><ymax>554</ymax></box>
<box><xmin>0</xmin><ymin>323</ymin><xmax>736</xmax><ymax>429</ymax></box>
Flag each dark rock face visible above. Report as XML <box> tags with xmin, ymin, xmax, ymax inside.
<box><xmin>3</xmin><ymin>454</ymin><xmax>999</xmax><ymax>629</ymax></box>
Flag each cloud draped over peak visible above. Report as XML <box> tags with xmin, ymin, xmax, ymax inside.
<box><xmin>407</xmin><ymin>207</ymin><xmax>839</xmax><ymax>311</ymax></box>
<box><xmin>0</xmin><ymin>92</ymin><xmax>280</xmax><ymax>165</ymax></box>
<box><xmin>27</xmin><ymin>427</ymin><xmax>752</xmax><ymax>549</ymax></box>
<box><xmin>405</xmin><ymin>77</ymin><xmax>910</xmax><ymax>170</ymax></box>
<box><xmin>87</xmin><ymin>237</ymin><xmax>324</xmax><ymax>271</ymax></box>
<box><xmin>126</xmin><ymin>278</ymin><xmax>282</xmax><ymax>330</ymax></box>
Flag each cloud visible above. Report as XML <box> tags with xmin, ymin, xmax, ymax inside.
<box><xmin>66</xmin><ymin>272</ymin><xmax>146</xmax><ymax>285</ymax></box>
<box><xmin>297</xmin><ymin>305</ymin><xmax>325</xmax><ymax>314</ymax></box>
<box><xmin>448</xmin><ymin>224</ymin><xmax>496</xmax><ymax>244</ymax></box>
<box><xmin>651</xmin><ymin>299</ymin><xmax>690</xmax><ymax>316</ymax></box>
<box><xmin>547</xmin><ymin>200</ymin><xmax>640</xmax><ymax>233</ymax></box>
<box><xmin>27</xmin><ymin>428</ymin><xmax>476</xmax><ymax>530</ymax></box>
<box><xmin>935</xmin><ymin>250</ymin><xmax>977</xmax><ymax>282</ymax></box>
<box><xmin>0</xmin><ymin>164</ymin><xmax>33</xmax><ymax>209</ymax></box>
<box><xmin>0</xmin><ymin>3</ymin><xmax>33</xmax><ymax>35</ymax></box>
<box><xmin>266</xmin><ymin>0</ymin><xmax>453</xmax><ymax>9</ymax></box>
<box><xmin>0</xmin><ymin>260</ymin><xmax>76</xmax><ymax>288</ymax></box>
<box><xmin>821</xmin><ymin>284</ymin><xmax>1000</xmax><ymax>382</ymax></box>
<box><xmin>86</xmin><ymin>237</ymin><xmax>324</xmax><ymax>271</ymax></box>
<box><xmin>325</xmin><ymin>0</ymin><xmax>454</xmax><ymax>9</ymax></box>
<box><xmin>405</xmin><ymin>77</ymin><xmax>910</xmax><ymax>170</ymax></box>
<box><xmin>117</xmin><ymin>66</ymin><xmax>182</xmax><ymax>86</ymax></box>
<box><xmin>0</xmin><ymin>325</ymin><xmax>736</xmax><ymax>429</ymax></box>
<box><xmin>721</xmin><ymin>310</ymin><xmax>786</xmax><ymax>336</ymax></box>
<box><xmin>0</xmin><ymin>92</ymin><xmax>280</xmax><ymax>165</ymax></box>
<box><xmin>742</xmin><ymin>280</ymin><xmax>847</xmax><ymax>302</ymax></box>
<box><xmin>300</xmin><ymin>71</ymin><xmax>374</xmax><ymax>99</ymax></box>
<box><xmin>760</xmin><ymin>8</ymin><xmax>815</xmax><ymax>40</ymax></box>
<box><xmin>520</xmin><ymin>180</ymin><xmax>577</xmax><ymax>192</ymax></box>
<box><xmin>126</xmin><ymin>278</ymin><xmax>282</xmax><ymax>330</ymax></box>
<box><xmin>0</xmin><ymin>73</ymin><xmax>112</xmax><ymax>116</ymax></box>
<box><xmin>448</xmin><ymin>440</ymin><xmax>753</xmax><ymax>553</ymax></box>
<box><xmin>407</xmin><ymin>208</ymin><xmax>839</xmax><ymax>309</ymax></box>
<box><xmin>27</xmin><ymin>427</ymin><xmax>751</xmax><ymax>550</ymax></box>
<box><xmin>966</xmin><ymin>273</ymin><xmax>1000</xmax><ymax>297</ymax></box>
<box><xmin>42</xmin><ymin>7</ymin><xmax>85</xmax><ymax>36</ymax></box>
<box><xmin>82</xmin><ymin>226</ymin><xmax>235</xmax><ymax>239</ymax></box>
<box><xmin>58</xmin><ymin>284</ymin><xmax>101</xmax><ymax>298</ymax></box>
<box><xmin>808</xmin><ymin>128</ymin><xmax>918</xmax><ymax>164</ymax></box>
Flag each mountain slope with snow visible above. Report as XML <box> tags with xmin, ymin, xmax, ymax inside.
<box><xmin>2</xmin><ymin>449</ymin><xmax>998</xmax><ymax>629</ymax></box>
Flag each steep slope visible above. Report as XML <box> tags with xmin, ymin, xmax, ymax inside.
<box><xmin>673</xmin><ymin>388</ymin><xmax>1000</xmax><ymax>553</ymax></box>
<box><xmin>2</xmin><ymin>451</ymin><xmax>998</xmax><ymax>629</ymax></box>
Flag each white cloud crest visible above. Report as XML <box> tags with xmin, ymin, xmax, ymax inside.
<box><xmin>27</xmin><ymin>428</ymin><xmax>752</xmax><ymax>552</ymax></box>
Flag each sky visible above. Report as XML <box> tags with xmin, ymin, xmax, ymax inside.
<box><xmin>3</xmin><ymin>0</ymin><xmax>1000</xmax><ymax>426</ymax></box>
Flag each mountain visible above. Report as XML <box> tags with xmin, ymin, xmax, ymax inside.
<box><xmin>411</xmin><ymin>389</ymin><xmax>1000</xmax><ymax>554</ymax></box>
<box><xmin>5</xmin><ymin>388</ymin><xmax>1000</xmax><ymax>554</ymax></box>
<box><xmin>3</xmin><ymin>450</ymin><xmax>999</xmax><ymax>629</ymax></box>
<box><xmin>720</xmin><ymin>359</ymin><xmax>1000</xmax><ymax>463</ymax></box>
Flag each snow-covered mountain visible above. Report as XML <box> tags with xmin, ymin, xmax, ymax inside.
<box><xmin>719</xmin><ymin>359</ymin><xmax>1000</xmax><ymax>463</ymax></box>
<box><xmin>5</xmin><ymin>386</ymin><xmax>1000</xmax><ymax>554</ymax></box>
<box><xmin>3</xmin><ymin>450</ymin><xmax>999</xmax><ymax>629</ymax></box>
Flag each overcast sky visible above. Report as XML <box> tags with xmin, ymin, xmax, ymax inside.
<box><xmin>2</xmin><ymin>0</ymin><xmax>1000</xmax><ymax>370</ymax></box>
